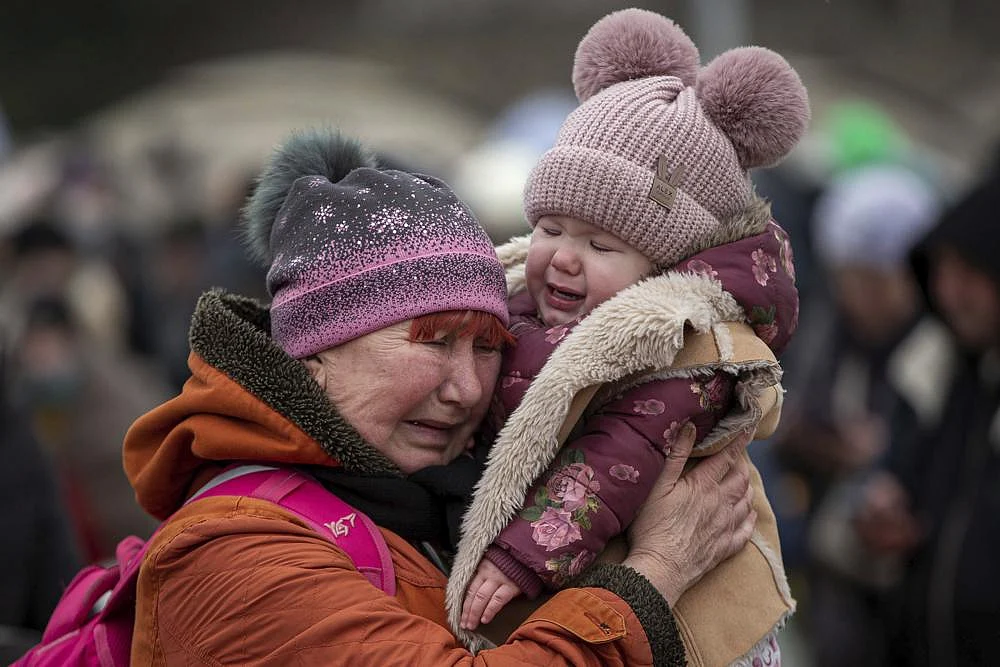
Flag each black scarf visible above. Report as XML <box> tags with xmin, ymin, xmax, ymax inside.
<box><xmin>306</xmin><ymin>452</ymin><xmax>483</xmax><ymax>551</ymax></box>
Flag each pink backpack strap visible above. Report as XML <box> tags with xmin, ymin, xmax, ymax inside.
<box><xmin>187</xmin><ymin>465</ymin><xmax>396</xmax><ymax>596</ymax></box>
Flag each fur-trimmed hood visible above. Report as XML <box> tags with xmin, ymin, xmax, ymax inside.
<box><xmin>123</xmin><ymin>290</ymin><xmax>400</xmax><ymax>520</ymax></box>
<box><xmin>446</xmin><ymin>217</ymin><xmax>798</xmax><ymax>646</ymax></box>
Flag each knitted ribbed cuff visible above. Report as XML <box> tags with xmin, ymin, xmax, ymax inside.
<box><xmin>484</xmin><ymin>545</ymin><xmax>545</xmax><ymax>599</ymax></box>
<box><xmin>570</xmin><ymin>562</ymin><xmax>686</xmax><ymax>667</ymax></box>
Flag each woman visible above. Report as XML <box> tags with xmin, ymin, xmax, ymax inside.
<box><xmin>123</xmin><ymin>129</ymin><xmax>756</xmax><ymax>665</ymax></box>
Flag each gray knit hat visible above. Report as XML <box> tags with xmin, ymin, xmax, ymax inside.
<box><xmin>524</xmin><ymin>9</ymin><xmax>810</xmax><ymax>266</ymax></box>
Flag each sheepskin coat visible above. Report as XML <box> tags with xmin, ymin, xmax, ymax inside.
<box><xmin>448</xmin><ymin>220</ymin><xmax>799</xmax><ymax>666</ymax></box>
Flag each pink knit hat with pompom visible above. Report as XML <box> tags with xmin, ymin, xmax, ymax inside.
<box><xmin>524</xmin><ymin>8</ymin><xmax>810</xmax><ymax>267</ymax></box>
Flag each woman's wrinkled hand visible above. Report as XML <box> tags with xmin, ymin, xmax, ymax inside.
<box><xmin>622</xmin><ymin>424</ymin><xmax>756</xmax><ymax>605</ymax></box>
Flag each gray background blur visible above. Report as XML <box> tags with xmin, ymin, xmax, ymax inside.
<box><xmin>3</xmin><ymin>0</ymin><xmax>1000</xmax><ymax>238</ymax></box>
<box><xmin>2</xmin><ymin>3</ymin><xmax>1000</xmax><ymax>664</ymax></box>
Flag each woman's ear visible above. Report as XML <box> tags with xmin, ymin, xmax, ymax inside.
<box><xmin>302</xmin><ymin>355</ymin><xmax>326</xmax><ymax>387</ymax></box>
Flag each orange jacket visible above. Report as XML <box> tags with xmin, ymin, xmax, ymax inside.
<box><xmin>123</xmin><ymin>290</ymin><xmax>685</xmax><ymax>665</ymax></box>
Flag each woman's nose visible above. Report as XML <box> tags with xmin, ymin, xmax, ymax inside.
<box><xmin>439</xmin><ymin>348</ymin><xmax>485</xmax><ymax>407</ymax></box>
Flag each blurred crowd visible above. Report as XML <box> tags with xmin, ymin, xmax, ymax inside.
<box><xmin>0</xmin><ymin>134</ymin><xmax>271</xmax><ymax>660</ymax></box>
<box><xmin>754</xmin><ymin>102</ymin><xmax>1000</xmax><ymax>665</ymax></box>
<box><xmin>1</xmin><ymin>87</ymin><xmax>999</xmax><ymax>665</ymax></box>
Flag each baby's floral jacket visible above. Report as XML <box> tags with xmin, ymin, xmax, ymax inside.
<box><xmin>449</xmin><ymin>217</ymin><xmax>799</xmax><ymax>667</ymax></box>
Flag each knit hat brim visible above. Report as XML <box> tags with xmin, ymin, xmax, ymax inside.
<box><xmin>524</xmin><ymin>146</ymin><xmax>725</xmax><ymax>266</ymax></box>
<box><xmin>272</xmin><ymin>251</ymin><xmax>508</xmax><ymax>358</ymax></box>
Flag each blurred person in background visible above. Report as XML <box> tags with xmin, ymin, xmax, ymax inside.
<box><xmin>8</xmin><ymin>296</ymin><xmax>164</xmax><ymax>562</ymax></box>
<box><xmin>449</xmin><ymin>90</ymin><xmax>577</xmax><ymax>244</ymax></box>
<box><xmin>203</xmin><ymin>172</ymin><xmax>268</xmax><ymax>302</ymax></box>
<box><xmin>0</xmin><ymin>341</ymin><xmax>82</xmax><ymax>663</ymax></box>
<box><xmin>757</xmin><ymin>100</ymin><xmax>922</xmax><ymax>334</ymax></box>
<box><xmin>45</xmin><ymin>150</ymin><xmax>136</xmax><ymax>354</ymax></box>
<box><xmin>747</xmin><ymin>100</ymin><xmax>922</xmax><ymax>579</ymax></box>
<box><xmin>854</xmin><ymin>167</ymin><xmax>1000</xmax><ymax>666</ymax></box>
<box><xmin>0</xmin><ymin>221</ymin><xmax>77</xmax><ymax>345</ymax></box>
<box><xmin>774</xmin><ymin>163</ymin><xmax>945</xmax><ymax>666</ymax></box>
<box><xmin>137</xmin><ymin>176</ymin><xmax>268</xmax><ymax>392</ymax></box>
<box><xmin>137</xmin><ymin>218</ymin><xmax>214</xmax><ymax>392</ymax></box>
<box><xmin>0</xmin><ymin>216</ymin><xmax>130</xmax><ymax>356</ymax></box>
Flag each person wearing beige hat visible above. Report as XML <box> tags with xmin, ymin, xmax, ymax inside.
<box><xmin>448</xmin><ymin>8</ymin><xmax>809</xmax><ymax>666</ymax></box>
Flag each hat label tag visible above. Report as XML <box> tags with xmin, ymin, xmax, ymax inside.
<box><xmin>649</xmin><ymin>157</ymin><xmax>686</xmax><ymax>211</ymax></box>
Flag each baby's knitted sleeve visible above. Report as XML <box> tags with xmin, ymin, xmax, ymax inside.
<box><xmin>486</xmin><ymin>371</ymin><xmax>735</xmax><ymax>593</ymax></box>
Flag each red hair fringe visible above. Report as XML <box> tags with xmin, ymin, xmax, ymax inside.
<box><xmin>409</xmin><ymin>310</ymin><xmax>514</xmax><ymax>349</ymax></box>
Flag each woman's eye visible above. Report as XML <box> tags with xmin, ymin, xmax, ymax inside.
<box><xmin>474</xmin><ymin>343</ymin><xmax>501</xmax><ymax>354</ymax></box>
<box><xmin>591</xmin><ymin>241</ymin><xmax>614</xmax><ymax>253</ymax></box>
<box><xmin>542</xmin><ymin>227</ymin><xmax>561</xmax><ymax>237</ymax></box>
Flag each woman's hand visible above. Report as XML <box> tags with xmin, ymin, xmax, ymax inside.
<box><xmin>622</xmin><ymin>425</ymin><xmax>755</xmax><ymax>605</ymax></box>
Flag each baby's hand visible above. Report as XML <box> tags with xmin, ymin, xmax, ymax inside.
<box><xmin>460</xmin><ymin>559</ymin><xmax>523</xmax><ymax>630</ymax></box>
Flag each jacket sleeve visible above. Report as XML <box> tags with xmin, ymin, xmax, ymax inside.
<box><xmin>133</xmin><ymin>497</ymin><xmax>685</xmax><ymax>666</ymax></box>
<box><xmin>490</xmin><ymin>372</ymin><xmax>735</xmax><ymax>590</ymax></box>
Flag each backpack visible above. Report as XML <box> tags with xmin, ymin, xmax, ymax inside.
<box><xmin>12</xmin><ymin>465</ymin><xmax>395</xmax><ymax>666</ymax></box>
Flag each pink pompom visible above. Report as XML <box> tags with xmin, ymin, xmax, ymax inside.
<box><xmin>696</xmin><ymin>47</ymin><xmax>810</xmax><ymax>169</ymax></box>
<box><xmin>573</xmin><ymin>8</ymin><xmax>700</xmax><ymax>102</ymax></box>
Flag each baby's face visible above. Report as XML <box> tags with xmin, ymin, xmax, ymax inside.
<box><xmin>526</xmin><ymin>215</ymin><xmax>654</xmax><ymax>326</ymax></box>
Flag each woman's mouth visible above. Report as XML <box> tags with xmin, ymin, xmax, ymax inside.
<box><xmin>405</xmin><ymin>420</ymin><xmax>458</xmax><ymax>445</ymax></box>
<box><xmin>408</xmin><ymin>420</ymin><xmax>454</xmax><ymax>430</ymax></box>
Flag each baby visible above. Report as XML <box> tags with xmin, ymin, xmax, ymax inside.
<box><xmin>446</xmin><ymin>9</ymin><xmax>809</xmax><ymax>666</ymax></box>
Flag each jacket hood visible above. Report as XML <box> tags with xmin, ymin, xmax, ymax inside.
<box><xmin>910</xmin><ymin>175</ymin><xmax>1000</xmax><ymax>315</ymax></box>
<box><xmin>123</xmin><ymin>289</ymin><xmax>400</xmax><ymax>520</ymax></box>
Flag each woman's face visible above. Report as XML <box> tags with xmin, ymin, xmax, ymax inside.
<box><xmin>304</xmin><ymin>321</ymin><xmax>501</xmax><ymax>474</ymax></box>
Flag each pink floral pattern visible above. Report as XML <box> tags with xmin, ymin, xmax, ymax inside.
<box><xmin>750</xmin><ymin>304</ymin><xmax>778</xmax><ymax>345</ymax></box>
<box><xmin>520</xmin><ymin>449</ymin><xmax>603</xmax><ymax>551</ymax></box>
<box><xmin>544</xmin><ymin>325</ymin><xmax>570</xmax><ymax>345</ymax></box>
<box><xmin>662</xmin><ymin>420</ymin><xmax>686</xmax><ymax>455</ymax></box>
<box><xmin>529</xmin><ymin>507</ymin><xmax>582</xmax><ymax>551</ymax></box>
<box><xmin>609</xmin><ymin>464</ymin><xmax>639</xmax><ymax>483</ymax></box>
<box><xmin>547</xmin><ymin>463</ymin><xmax>601</xmax><ymax>511</ymax></box>
<box><xmin>734</xmin><ymin>631</ymin><xmax>781</xmax><ymax>666</ymax></box>
<box><xmin>751</xmin><ymin>248</ymin><xmax>778</xmax><ymax>286</ymax></box>
<box><xmin>501</xmin><ymin>370</ymin><xmax>524</xmax><ymax>389</ymax></box>
<box><xmin>568</xmin><ymin>550</ymin><xmax>595</xmax><ymax>577</ymax></box>
<box><xmin>686</xmin><ymin>259</ymin><xmax>719</xmax><ymax>279</ymax></box>
<box><xmin>545</xmin><ymin>549</ymin><xmax>597</xmax><ymax>586</ymax></box>
<box><xmin>774</xmin><ymin>228</ymin><xmax>795</xmax><ymax>281</ymax></box>
<box><xmin>633</xmin><ymin>399</ymin><xmax>666</xmax><ymax>416</ymax></box>
<box><xmin>690</xmin><ymin>375</ymin><xmax>727</xmax><ymax>413</ymax></box>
